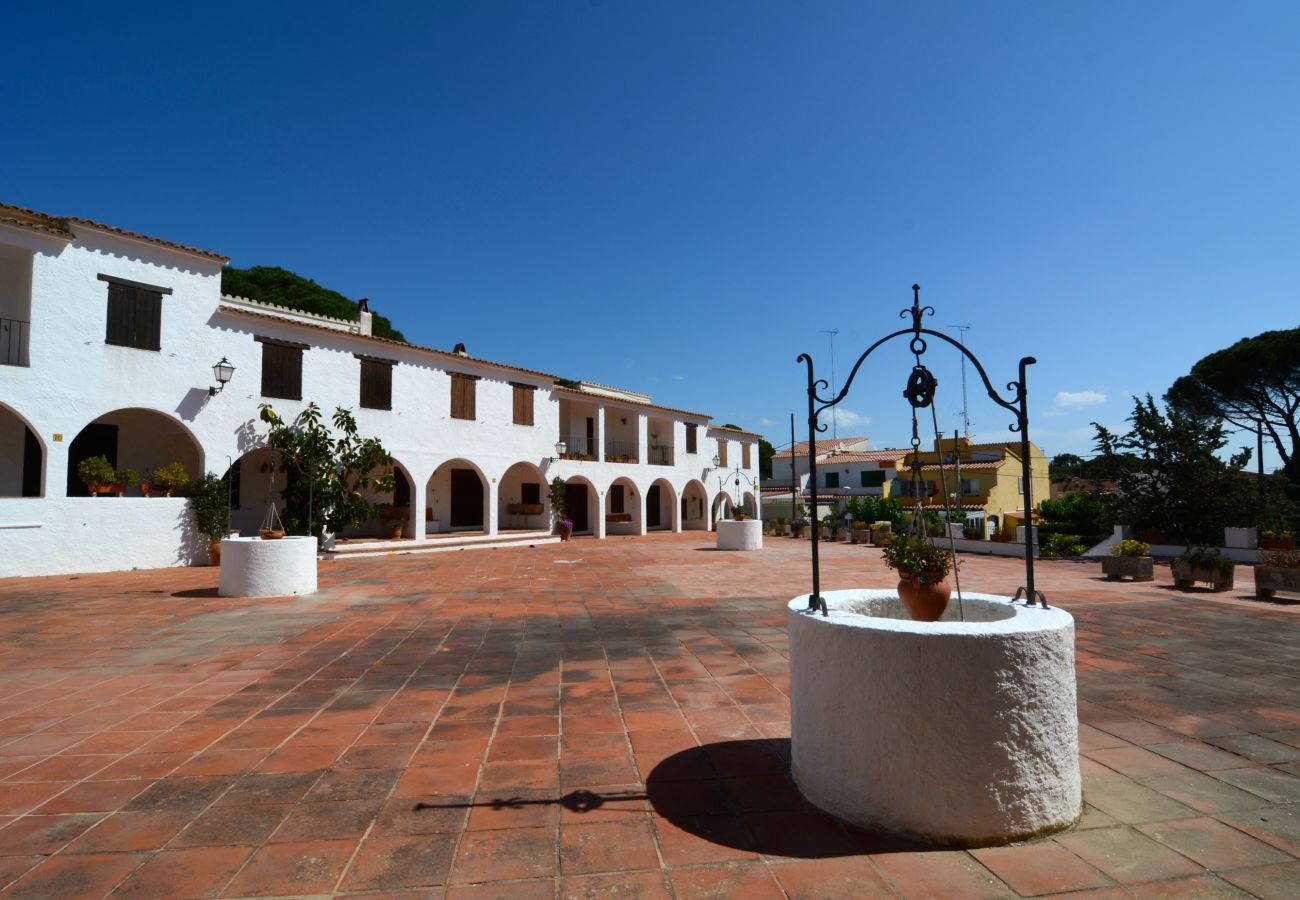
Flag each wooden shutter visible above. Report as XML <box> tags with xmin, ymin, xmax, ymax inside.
<box><xmin>105</xmin><ymin>283</ymin><xmax>162</xmax><ymax>350</ymax></box>
<box><xmin>743</xmin><ymin>443</ymin><xmax>752</xmax><ymax>468</ymax></box>
<box><xmin>686</xmin><ymin>425</ymin><xmax>697</xmax><ymax>454</ymax></box>
<box><xmin>451</xmin><ymin>373</ymin><xmax>477</xmax><ymax>420</ymax></box>
<box><xmin>258</xmin><ymin>338</ymin><xmax>304</xmax><ymax>400</ymax></box>
<box><xmin>511</xmin><ymin>384</ymin><xmax>534</xmax><ymax>426</ymax></box>
<box><xmin>359</xmin><ymin>358</ymin><xmax>393</xmax><ymax>410</ymax></box>
<box><xmin>717</xmin><ymin>441</ymin><xmax>727</xmax><ymax>467</ymax></box>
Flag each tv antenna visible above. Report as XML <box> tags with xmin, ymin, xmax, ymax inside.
<box><xmin>949</xmin><ymin>325</ymin><xmax>972</xmax><ymax>438</ymax></box>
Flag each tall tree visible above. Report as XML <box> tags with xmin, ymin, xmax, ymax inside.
<box><xmin>1165</xmin><ymin>327</ymin><xmax>1300</xmax><ymax>487</ymax></box>
<box><xmin>1093</xmin><ymin>395</ymin><xmax>1267</xmax><ymax>544</ymax></box>
<box><xmin>223</xmin><ymin>266</ymin><xmax>407</xmax><ymax>342</ymax></box>
<box><xmin>759</xmin><ymin>439</ymin><xmax>775</xmax><ymax>479</ymax></box>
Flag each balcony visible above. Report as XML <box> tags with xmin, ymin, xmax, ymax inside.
<box><xmin>604</xmin><ymin>439</ymin><xmax>639</xmax><ymax>464</ymax></box>
<box><xmin>648</xmin><ymin>445</ymin><xmax>674</xmax><ymax>466</ymax></box>
<box><xmin>1</xmin><ymin>318</ymin><xmax>29</xmax><ymax>367</ymax></box>
<box><xmin>559</xmin><ymin>433</ymin><xmax>597</xmax><ymax>461</ymax></box>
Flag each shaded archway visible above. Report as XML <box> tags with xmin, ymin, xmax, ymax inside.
<box><xmin>646</xmin><ymin>478</ymin><xmax>678</xmax><ymax>531</ymax></box>
<box><xmin>681</xmin><ymin>479</ymin><xmax>708</xmax><ymax>532</ymax></box>
<box><xmin>428</xmin><ymin>459</ymin><xmax>488</xmax><ymax>533</ymax></box>
<box><xmin>742</xmin><ymin>491</ymin><xmax>758</xmax><ymax>519</ymax></box>
<box><xmin>605</xmin><ymin>475</ymin><xmax>642</xmax><ymax>535</ymax></box>
<box><xmin>347</xmin><ymin>458</ymin><xmax>407</xmax><ymax>538</ymax></box>
<box><xmin>66</xmin><ymin>408</ymin><xmax>202</xmax><ymax>498</ymax></box>
<box><xmin>222</xmin><ymin>448</ymin><xmax>280</xmax><ymax>536</ymax></box>
<box><xmin>563</xmin><ymin>475</ymin><xmax>599</xmax><ymax>536</ymax></box>
<box><xmin>499</xmin><ymin>461</ymin><xmax>548</xmax><ymax>532</ymax></box>
<box><xmin>711</xmin><ymin>491</ymin><xmax>735</xmax><ymax>527</ymax></box>
<box><xmin>0</xmin><ymin>402</ymin><xmax>42</xmax><ymax>497</ymax></box>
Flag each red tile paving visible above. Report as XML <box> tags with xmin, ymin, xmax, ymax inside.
<box><xmin>0</xmin><ymin>533</ymin><xmax>1297</xmax><ymax>897</ymax></box>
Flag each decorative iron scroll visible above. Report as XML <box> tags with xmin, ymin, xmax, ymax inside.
<box><xmin>798</xmin><ymin>285</ymin><xmax>1045</xmax><ymax>616</ymax></box>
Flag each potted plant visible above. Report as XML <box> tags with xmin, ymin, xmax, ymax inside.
<box><xmin>732</xmin><ymin>503</ymin><xmax>747</xmax><ymax>521</ymax></box>
<box><xmin>152</xmin><ymin>461</ymin><xmax>190</xmax><ymax>497</ymax></box>
<box><xmin>548</xmin><ymin>477</ymin><xmax>571</xmax><ymax>540</ymax></box>
<box><xmin>869</xmin><ymin>520</ymin><xmax>892</xmax><ymax>546</ymax></box>
<box><xmin>385</xmin><ymin>518</ymin><xmax>405</xmax><ymax>539</ymax></box>
<box><xmin>1102</xmin><ymin>539</ymin><xmax>1153</xmax><ymax>581</ymax></box>
<box><xmin>1255</xmin><ymin>549</ymin><xmax>1300</xmax><ymax>600</ymax></box>
<box><xmin>114</xmin><ymin>467</ymin><xmax>139</xmax><ymax>496</ymax></box>
<box><xmin>1172</xmin><ymin>546</ymin><xmax>1235</xmax><ymax>592</ymax></box>
<box><xmin>881</xmin><ymin>532</ymin><xmax>955</xmax><ymax>621</ymax></box>
<box><xmin>851</xmin><ymin>520</ymin><xmax>869</xmax><ymax>544</ymax></box>
<box><xmin>1259</xmin><ymin>529</ymin><xmax>1296</xmax><ymax>551</ymax></box>
<box><xmin>189</xmin><ymin>472</ymin><xmax>230</xmax><ymax>565</ymax></box>
<box><xmin>77</xmin><ymin>455</ymin><xmax>118</xmax><ymax>496</ymax></box>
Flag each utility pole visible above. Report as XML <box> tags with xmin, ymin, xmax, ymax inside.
<box><xmin>949</xmin><ymin>324</ymin><xmax>972</xmax><ymax>439</ymax></box>
<box><xmin>819</xmin><ymin>328</ymin><xmax>839</xmax><ymax>441</ymax></box>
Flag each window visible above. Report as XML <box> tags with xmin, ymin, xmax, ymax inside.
<box><xmin>860</xmin><ymin>470</ymin><xmax>885</xmax><ymax>488</ymax></box>
<box><xmin>1018</xmin><ymin>476</ymin><xmax>1025</xmax><ymax>494</ymax></box>
<box><xmin>961</xmin><ymin>479</ymin><xmax>979</xmax><ymax>495</ymax></box>
<box><xmin>358</xmin><ymin>356</ymin><xmax>394</xmax><ymax>410</ymax></box>
<box><xmin>511</xmin><ymin>383</ymin><xmax>535</xmax><ymax>426</ymax></box>
<box><xmin>100</xmin><ymin>274</ymin><xmax>169</xmax><ymax>351</ymax></box>
<box><xmin>742</xmin><ymin>443</ymin><xmax>752</xmax><ymax>468</ymax></box>
<box><xmin>717</xmin><ymin>440</ymin><xmax>728</xmax><ymax>467</ymax></box>
<box><xmin>520</xmin><ymin>482</ymin><xmax>540</xmax><ymax>505</ymax></box>
<box><xmin>686</xmin><ymin>424</ymin><xmax>697</xmax><ymax>454</ymax></box>
<box><xmin>257</xmin><ymin>336</ymin><xmax>305</xmax><ymax>400</ymax></box>
<box><xmin>611</xmin><ymin>484</ymin><xmax>625</xmax><ymax>513</ymax></box>
<box><xmin>450</xmin><ymin>373</ymin><xmax>478</xmax><ymax>420</ymax></box>
<box><xmin>825</xmin><ymin>472</ymin><xmax>839</xmax><ymax>489</ymax></box>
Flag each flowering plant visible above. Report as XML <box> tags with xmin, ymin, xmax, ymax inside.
<box><xmin>1111</xmin><ymin>539</ymin><xmax>1150</xmax><ymax>558</ymax></box>
<box><xmin>560</xmin><ymin>519</ymin><xmax>573</xmax><ymax>530</ymax></box>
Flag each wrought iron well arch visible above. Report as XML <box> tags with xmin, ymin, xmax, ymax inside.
<box><xmin>798</xmin><ymin>284</ymin><xmax>1045</xmax><ymax>616</ymax></box>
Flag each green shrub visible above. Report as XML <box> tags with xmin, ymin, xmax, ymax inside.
<box><xmin>1112</xmin><ymin>539</ymin><xmax>1150</xmax><ymax>558</ymax></box>
<box><xmin>1178</xmin><ymin>546</ymin><xmax>1235</xmax><ymax>575</ymax></box>
<box><xmin>152</xmin><ymin>461</ymin><xmax>190</xmax><ymax>491</ymax></box>
<box><xmin>1041</xmin><ymin>533</ymin><xmax>1087</xmax><ymax>557</ymax></box>
<box><xmin>77</xmin><ymin>455</ymin><xmax>116</xmax><ymax>488</ymax></box>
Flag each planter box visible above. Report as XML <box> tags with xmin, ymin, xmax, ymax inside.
<box><xmin>1171</xmin><ymin>559</ymin><xmax>1234</xmax><ymax>592</ymax></box>
<box><xmin>1101</xmin><ymin>556</ymin><xmax>1154</xmax><ymax>582</ymax></box>
<box><xmin>851</xmin><ymin>528</ymin><xmax>869</xmax><ymax>545</ymax></box>
<box><xmin>836</xmin><ymin>527</ymin><xmax>852</xmax><ymax>543</ymax></box>
<box><xmin>1256</xmin><ymin>566</ymin><xmax>1300</xmax><ymax>599</ymax></box>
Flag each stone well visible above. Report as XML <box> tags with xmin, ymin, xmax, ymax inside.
<box><xmin>788</xmin><ymin>589</ymin><xmax>1080</xmax><ymax>846</ymax></box>
<box><xmin>218</xmin><ymin>536</ymin><xmax>318</xmax><ymax>598</ymax></box>
<box><xmin>715</xmin><ymin>519</ymin><xmax>763</xmax><ymax>551</ymax></box>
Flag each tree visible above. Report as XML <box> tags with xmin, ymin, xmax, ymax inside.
<box><xmin>1166</xmin><ymin>328</ymin><xmax>1300</xmax><ymax>488</ymax></box>
<box><xmin>1092</xmin><ymin>395</ymin><xmax>1264</xmax><ymax>544</ymax></box>
<box><xmin>223</xmin><ymin>266</ymin><xmax>407</xmax><ymax>342</ymax></box>
<box><xmin>259</xmin><ymin>403</ymin><xmax>396</xmax><ymax>539</ymax></box>
<box><xmin>759</xmin><ymin>439</ymin><xmax>775</xmax><ymax>479</ymax></box>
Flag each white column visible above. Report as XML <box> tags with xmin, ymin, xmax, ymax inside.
<box><xmin>408</xmin><ymin>476</ymin><xmax>425</xmax><ymax>539</ymax></box>
<box><xmin>596</xmin><ymin>407</ymin><xmax>606</xmax><ymax>462</ymax></box>
<box><xmin>594</xmin><ymin>487</ymin><xmax>606</xmax><ymax>539</ymax></box>
<box><xmin>486</xmin><ymin>476</ymin><xmax>498</xmax><ymax>535</ymax></box>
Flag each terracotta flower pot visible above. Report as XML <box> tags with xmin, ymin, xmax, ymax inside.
<box><xmin>208</xmin><ymin>540</ymin><xmax>222</xmax><ymax>566</ymax></box>
<box><xmin>259</xmin><ymin>529</ymin><xmax>285</xmax><ymax>540</ymax></box>
<box><xmin>897</xmin><ymin>576</ymin><xmax>952</xmax><ymax>622</ymax></box>
<box><xmin>559</xmin><ymin>525</ymin><xmax>572</xmax><ymax>542</ymax></box>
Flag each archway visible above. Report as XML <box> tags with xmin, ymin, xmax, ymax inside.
<box><xmin>221</xmin><ymin>448</ymin><xmax>279</xmax><ymax>536</ymax></box>
<box><xmin>563</xmin><ymin>475</ymin><xmax>599</xmax><ymax>536</ymax></box>
<box><xmin>427</xmin><ymin>459</ymin><xmax>488</xmax><ymax>533</ymax></box>
<box><xmin>742</xmin><ymin>491</ymin><xmax>758</xmax><ymax>519</ymax></box>
<box><xmin>499</xmin><ymin>461</ymin><xmax>548</xmax><ymax>532</ymax></box>
<box><xmin>348</xmin><ymin>458</ymin><xmax>407</xmax><ymax>538</ymax></box>
<box><xmin>605</xmin><ymin>475</ymin><xmax>642</xmax><ymax>535</ymax></box>
<box><xmin>711</xmin><ymin>491</ymin><xmax>735</xmax><ymax>527</ymax></box>
<box><xmin>66</xmin><ymin>408</ymin><xmax>202</xmax><ymax>498</ymax></box>
<box><xmin>0</xmin><ymin>402</ymin><xmax>42</xmax><ymax>497</ymax></box>
<box><xmin>681</xmin><ymin>480</ymin><xmax>708</xmax><ymax>531</ymax></box>
<box><xmin>646</xmin><ymin>478</ymin><xmax>678</xmax><ymax>531</ymax></box>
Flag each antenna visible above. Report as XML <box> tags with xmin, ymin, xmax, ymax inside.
<box><xmin>949</xmin><ymin>325</ymin><xmax>972</xmax><ymax>439</ymax></box>
<box><xmin>819</xmin><ymin>328</ymin><xmax>839</xmax><ymax>440</ymax></box>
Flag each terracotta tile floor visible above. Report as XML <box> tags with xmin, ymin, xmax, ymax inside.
<box><xmin>0</xmin><ymin>534</ymin><xmax>1297</xmax><ymax>898</ymax></box>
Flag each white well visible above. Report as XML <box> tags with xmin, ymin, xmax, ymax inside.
<box><xmin>218</xmin><ymin>536</ymin><xmax>318</xmax><ymax>598</ymax></box>
<box><xmin>716</xmin><ymin>519</ymin><xmax>762</xmax><ymax>551</ymax></box>
<box><xmin>788</xmin><ymin>589</ymin><xmax>1080</xmax><ymax>846</ymax></box>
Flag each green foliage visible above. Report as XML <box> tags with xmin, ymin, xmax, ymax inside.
<box><xmin>1040</xmin><ymin>533</ymin><xmax>1087</xmax><ymax>557</ymax></box>
<box><xmin>844</xmin><ymin>496</ymin><xmax>907</xmax><ymax>531</ymax></box>
<box><xmin>77</xmin><ymin>455</ymin><xmax>116</xmax><ymax>487</ymax></box>
<box><xmin>1093</xmin><ymin>395</ymin><xmax>1268</xmax><ymax>545</ymax></box>
<box><xmin>152</xmin><ymin>461</ymin><xmax>190</xmax><ymax>491</ymax></box>
<box><xmin>1260</xmin><ymin>549</ymin><xmax>1300</xmax><ymax>568</ymax></box>
<box><xmin>222</xmin><ymin>266</ymin><xmax>406</xmax><ymax>342</ymax></box>
<box><xmin>259</xmin><ymin>403</ymin><xmax>395</xmax><ymax>538</ymax></box>
<box><xmin>1166</xmin><ymin>327</ymin><xmax>1300</xmax><ymax>488</ymax></box>
<box><xmin>1178</xmin><ymin>546</ymin><xmax>1235</xmax><ymax>575</ymax></box>
<box><xmin>114</xmin><ymin>467</ymin><xmax>139</xmax><ymax>488</ymax></box>
<box><xmin>1038</xmin><ymin>491</ymin><xmax>1111</xmax><ymax>543</ymax></box>
<box><xmin>882</xmin><ymin>533</ymin><xmax>953</xmax><ymax>579</ymax></box>
<box><xmin>759</xmin><ymin>439</ymin><xmax>775</xmax><ymax>479</ymax></box>
<box><xmin>188</xmin><ymin>472</ymin><xmax>231</xmax><ymax>542</ymax></box>
<box><xmin>548</xmin><ymin>478</ymin><xmax>567</xmax><ymax>522</ymax></box>
<box><xmin>1112</xmin><ymin>539</ymin><xmax>1150</xmax><ymax>558</ymax></box>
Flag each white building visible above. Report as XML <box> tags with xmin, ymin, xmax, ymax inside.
<box><xmin>0</xmin><ymin>203</ymin><xmax>761</xmax><ymax>577</ymax></box>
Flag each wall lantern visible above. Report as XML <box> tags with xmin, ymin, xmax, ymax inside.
<box><xmin>209</xmin><ymin>357</ymin><xmax>235</xmax><ymax>395</ymax></box>
<box><xmin>712</xmin><ymin>454</ymin><xmax>721</xmax><ymax>468</ymax></box>
<box><xmin>550</xmin><ymin>440</ymin><xmax>567</xmax><ymax>462</ymax></box>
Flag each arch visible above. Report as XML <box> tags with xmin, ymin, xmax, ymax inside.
<box><xmin>427</xmin><ymin>458</ymin><xmax>489</xmax><ymax>533</ymax></box>
<box><xmin>711</xmin><ymin>490</ymin><xmax>735</xmax><ymax>527</ymax></box>
<box><xmin>562</xmin><ymin>474</ymin><xmax>600</xmax><ymax>536</ymax></box>
<box><xmin>605</xmin><ymin>474</ymin><xmax>642</xmax><ymax>536</ymax></box>
<box><xmin>499</xmin><ymin>461</ymin><xmax>549</xmax><ymax>532</ymax></box>
<box><xmin>0</xmin><ymin>401</ymin><xmax>43</xmax><ymax>498</ymax></box>
<box><xmin>222</xmin><ymin>447</ymin><xmax>281</xmax><ymax>536</ymax></box>
<box><xmin>680</xmin><ymin>479</ymin><xmax>709</xmax><ymax>532</ymax></box>
<box><xmin>742</xmin><ymin>491</ymin><xmax>758</xmax><ymax>519</ymax></box>
<box><xmin>346</xmin><ymin>456</ymin><xmax>408</xmax><ymax>538</ymax></box>
<box><xmin>646</xmin><ymin>477</ymin><xmax>678</xmax><ymax>531</ymax></box>
<box><xmin>66</xmin><ymin>407</ymin><xmax>203</xmax><ymax>498</ymax></box>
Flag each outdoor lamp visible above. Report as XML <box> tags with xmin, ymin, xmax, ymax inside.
<box><xmin>209</xmin><ymin>357</ymin><xmax>235</xmax><ymax>395</ymax></box>
<box><xmin>712</xmin><ymin>454</ymin><xmax>721</xmax><ymax>468</ymax></box>
<box><xmin>550</xmin><ymin>440</ymin><xmax>567</xmax><ymax>462</ymax></box>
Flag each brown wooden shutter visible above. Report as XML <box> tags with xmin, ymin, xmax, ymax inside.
<box><xmin>686</xmin><ymin>425</ymin><xmax>697</xmax><ymax>454</ymax></box>
<box><xmin>258</xmin><ymin>338</ymin><xmax>305</xmax><ymax>400</ymax></box>
<box><xmin>511</xmin><ymin>384</ymin><xmax>534</xmax><ymax>426</ymax></box>
<box><xmin>451</xmin><ymin>373</ymin><xmax>477</xmax><ymax>420</ymax></box>
<box><xmin>718</xmin><ymin>441</ymin><xmax>727</xmax><ymax>467</ymax></box>
<box><xmin>359</xmin><ymin>358</ymin><xmax>393</xmax><ymax>410</ymax></box>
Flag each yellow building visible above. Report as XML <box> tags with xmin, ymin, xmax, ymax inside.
<box><xmin>890</xmin><ymin>436</ymin><xmax>1049</xmax><ymax>537</ymax></box>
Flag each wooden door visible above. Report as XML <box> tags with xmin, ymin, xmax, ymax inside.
<box><xmin>565</xmin><ymin>483</ymin><xmax>588</xmax><ymax>532</ymax></box>
<box><xmin>450</xmin><ymin>468</ymin><xmax>484</xmax><ymax>528</ymax></box>
<box><xmin>647</xmin><ymin>484</ymin><xmax>662</xmax><ymax>528</ymax></box>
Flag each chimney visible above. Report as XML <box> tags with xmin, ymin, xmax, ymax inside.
<box><xmin>356</xmin><ymin>298</ymin><xmax>373</xmax><ymax>336</ymax></box>
<box><xmin>453</xmin><ymin>342</ymin><xmax>468</xmax><ymax>357</ymax></box>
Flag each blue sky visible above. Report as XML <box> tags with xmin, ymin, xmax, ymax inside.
<box><xmin>5</xmin><ymin>2</ymin><xmax>1298</xmax><ymax>468</ymax></box>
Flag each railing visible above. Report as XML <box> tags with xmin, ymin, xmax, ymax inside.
<box><xmin>604</xmin><ymin>439</ymin><xmax>639</xmax><ymax>463</ymax></box>
<box><xmin>559</xmin><ymin>433</ymin><xmax>597</xmax><ymax>461</ymax></box>
<box><xmin>1</xmin><ymin>318</ymin><xmax>30</xmax><ymax>367</ymax></box>
<box><xmin>648</xmin><ymin>445</ymin><xmax>674</xmax><ymax>466</ymax></box>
